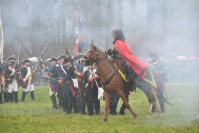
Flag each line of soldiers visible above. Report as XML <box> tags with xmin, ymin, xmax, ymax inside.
<box><xmin>42</xmin><ymin>54</ymin><xmax>101</xmax><ymax>115</ymax></box>
<box><xmin>0</xmin><ymin>52</ymin><xmax>168</xmax><ymax>115</ymax></box>
<box><xmin>0</xmin><ymin>54</ymin><xmax>102</xmax><ymax>116</ymax></box>
<box><xmin>0</xmin><ymin>55</ymin><xmax>35</xmax><ymax>103</ymax></box>
<box><xmin>0</xmin><ymin>55</ymin><xmax>35</xmax><ymax>104</ymax></box>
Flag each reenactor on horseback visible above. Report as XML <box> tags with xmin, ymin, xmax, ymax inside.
<box><xmin>42</xmin><ymin>57</ymin><xmax>58</xmax><ymax>109</ymax></box>
<box><xmin>107</xmin><ymin>29</ymin><xmax>157</xmax><ymax>116</ymax></box>
<box><xmin>4</xmin><ymin>55</ymin><xmax>19</xmax><ymax>103</ymax></box>
<box><xmin>149</xmin><ymin>51</ymin><xmax>168</xmax><ymax>113</ymax></box>
<box><xmin>20</xmin><ymin>59</ymin><xmax>35</xmax><ymax>101</ymax></box>
<box><xmin>83</xmin><ymin>64</ymin><xmax>101</xmax><ymax>115</ymax></box>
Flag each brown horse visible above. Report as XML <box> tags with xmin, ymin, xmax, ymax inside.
<box><xmin>82</xmin><ymin>44</ymin><xmax>137</xmax><ymax>121</ymax></box>
<box><xmin>110</xmin><ymin>53</ymin><xmax>163</xmax><ymax>118</ymax></box>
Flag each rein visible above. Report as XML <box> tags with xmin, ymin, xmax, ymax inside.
<box><xmin>84</xmin><ymin>48</ymin><xmax>117</xmax><ymax>86</ymax></box>
<box><xmin>96</xmin><ymin>55</ymin><xmax>107</xmax><ymax>63</ymax></box>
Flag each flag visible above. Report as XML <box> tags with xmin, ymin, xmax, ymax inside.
<box><xmin>0</xmin><ymin>9</ymin><xmax>4</xmax><ymax>59</ymax></box>
<box><xmin>74</xmin><ymin>10</ymin><xmax>84</xmax><ymax>55</ymax></box>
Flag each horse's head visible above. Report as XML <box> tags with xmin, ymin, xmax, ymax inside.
<box><xmin>81</xmin><ymin>44</ymin><xmax>99</xmax><ymax>66</ymax></box>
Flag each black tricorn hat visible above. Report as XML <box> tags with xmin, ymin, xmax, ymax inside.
<box><xmin>56</xmin><ymin>54</ymin><xmax>67</xmax><ymax>60</ymax></box>
<box><xmin>64</xmin><ymin>57</ymin><xmax>73</xmax><ymax>63</ymax></box>
<box><xmin>148</xmin><ymin>51</ymin><xmax>159</xmax><ymax>58</ymax></box>
<box><xmin>7</xmin><ymin>55</ymin><xmax>17</xmax><ymax>61</ymax></box>
<box><xmin>21</xmin><ymin>59</ymin><xmax>31</xmax><ymax>64</ymax></box>
<box><xmin>49</xmin><ymin>57</ymin><xmax>57</xmax><ymax>62</ymax></box>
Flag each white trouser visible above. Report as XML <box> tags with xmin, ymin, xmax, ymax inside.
<box><xmin>23</xmin><ymin>83</ymin><xmax>34</xmax><ymax>92</ymax></box>
<box><xmin>8</xmin><ymin>80</ymin><xmax>18</xmax><ymax>93</ymax></box>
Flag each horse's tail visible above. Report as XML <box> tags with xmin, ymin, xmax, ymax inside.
<box><xmin>163</xmin><ymin>91</ymin><xmax>173</xmax><ymax>106</ymax></box>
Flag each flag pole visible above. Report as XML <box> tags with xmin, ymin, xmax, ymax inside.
<box><xmin>0</xmin><ymin>9</ymin><xmax>4</xmax><ymax>60</ymax></box>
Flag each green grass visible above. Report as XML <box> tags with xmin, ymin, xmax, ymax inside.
<box><xmin>0</xmin><ymin>83</ymin><xmax>199</xmax><ymax>133</ymax></box>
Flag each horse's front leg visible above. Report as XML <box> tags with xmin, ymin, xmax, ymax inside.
<box><xmin>103</xmin><ymin>90</ymin><xmax>110</xmax><ymax>122</ymax></box>
<box><xmin>117</xmin><ymin>88</ymin><xmax>137</xmax><ymax>118</ymax></box>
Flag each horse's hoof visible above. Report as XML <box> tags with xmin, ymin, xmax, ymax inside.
<box><xmin>133</xmin><ymin>114</ymin><xmax>138</xmax><ymax>119</ymax></box>
<box><xmin>147</xmin><ymin>115</ymin><xmax>152</xmax><ymax>119</ymax></box>
<box><xmin>147</xmin><ymin>114</ymin><xmax>152</xmax><ymax>119</ymax></box>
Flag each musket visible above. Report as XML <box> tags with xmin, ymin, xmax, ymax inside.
<box><xmin>41</xmin><ymin>76</ymin><xmax>58</xmax><ymax>82</ymax></box>
<box><xmin>40</xmin><ymin>40</ymin><xmax>49</xmax><ymax>66</ymax></box>
<box><xmin>32</xmin><ymin>40</ymin><xmax>49</xmax><ymax>70</ymax></box>
<box><xmin>66</xmin><ymin>45</ymin><xmax>75</xmax><ymax>67</ymax></box>
<box><xmin>32</xmin><ymin>50</ymin><xmax>45</xmax><ymax>70</ymax></box>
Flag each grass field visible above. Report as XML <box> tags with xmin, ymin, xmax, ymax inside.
<box><xmin>0</xmin><ymin>82</ymin><xmax>199</xmax><ymax>133</ymax></box>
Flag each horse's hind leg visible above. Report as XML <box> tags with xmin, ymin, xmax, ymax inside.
<box><xmin>104</xmin><ymin>90</ymin><xmax>110</xmax><ymax>122</ymax></box>
<box><xmin>117</xmin><ymin>89</ymin><xmax>137</xmax><ymax>118</ymax></box>
<box><xmin>148</xmin><ymin>102</ymin><xmax>153</xmax><ymax>119</ymax></box>
<box><xmin>148</xmin><ymin>88</ymin><xmax>160</xmax><ymax>118</ymax></box>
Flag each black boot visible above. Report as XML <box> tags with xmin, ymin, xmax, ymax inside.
<box><xmin>109</xmin><ymin>100</ymin><xmax>113</xmax><ymax>114</ymax></box>
<box><xmin>0</xmin><ymin>93</ymin><xmax>3</xmax><ymax>104</ymax></box>
<box><xmin>14</xmin><ymin>92</ymin><xmax>18</xmax><ymax>103</ymax></box>
<box><xmin>50</xmin><ymin>95</ymin><xmax>58</xmax><ymax>109</ymax></box>
<box><xmin>9</xmin><ymin>93</ymin><xmax>13</xmax><ymax>102</ymax></box>
<box><xmin>119</xmin><ymin>103</ymin><xmax>126</xmax><ymax>115</ymax></box>
<box><xmin>87</xmin><ymin>102</ymin><xmax>94</xmax><ymax>116</ymax></box>
<box><xmin>4</xmin><ymin>92</ymin><xmax>8</xmax><ymax>102</ymax></box>
<box><xmin>63</xmin><ymin>98</ymin><xmax>71</xmax><ymax>114</ymax></box>
<box><xmin>22</xmin><ymin>91</ymin><xmax>26</xmax><ymax>102</ymax></box>
<box><xmin>94</xmin><ymin>100</ymin><xmax>100</xmax><ymax>114</ymax></box>
<box><xmin>12</xmin><ymin>92</ymin><xmax>15</xmax><ymax>102</ymax></box>
<box><xmin>30</xmin><ymin>91</ymin><xmax>35</xmax><ymax>100</ymax></box>
<box><xmin>73</xmin><ymin>95</ymin><xmax>80</xmax><ymax>113</ymax></box>
<box><xmin>128</xmin><ymin>68</ymin><xmax>137</xmax><ymax>91</ymax></box>
<box><xmin>80</xmin><ymin>95</ymin><xmax>86</xmax><ymax>114</ymax></box>
<box><xmin>111</xmin><ymin>100</ymin><xmax>118</xmax><ymax>115</ymax></box>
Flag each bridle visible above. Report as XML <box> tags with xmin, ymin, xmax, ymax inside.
<box><xmin>82</xmin><ymin>46</ymin><xmax>117</xmax><ymax>86</ymax></box>
<box><xmin>83</xmin><ymin>47</ymin><xmax>107</xmax><ymax>65</ymax></box>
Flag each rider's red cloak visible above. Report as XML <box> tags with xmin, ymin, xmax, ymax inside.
<box><xmin>114</xmin><ymin>39</ymin><xmax>148</xmax><ymax>78</ymax></box>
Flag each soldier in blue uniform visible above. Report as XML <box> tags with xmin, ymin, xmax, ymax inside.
<box><xmin>64</xmin><ymin>58</ymin><xmax>80</xmax><ymax>113</ymax></box>
<box><xmin>149</xmin><ymin>51</ymin><xmax>168</xmax><ymax>113</ymax></box>
<box><xmin>57</xmin><ymin>55</ymin><xmax>66</xmax><ymax>109</ymax></box>
<box><xmin>57</xmin><ymin>54</ymin><xmax>71</xmax><ymax>113</ymax></box>
<box><xmin>42</xmin><ymin>57</ymin><xmax>58</xmax><ymax>109</ymax></box>
<box><xmin>83</xmin><ymin>64</ymin><xmax>101</xmax><ymax>115</ymax></box>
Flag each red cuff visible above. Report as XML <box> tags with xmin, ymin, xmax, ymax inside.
<box><xmin>78</xmin><ymin>73</ymin><xmax>83</xmax><ymax>78</ymax></box>
<box><xmin>95</xmin><ymin>75</ymin><xmax>100</xmax><ymax>79</ymax></box>
<box><xmin>88</xmin><ymin>77</ymin><xmax>93</xmax><ymax>83</ymax></box>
